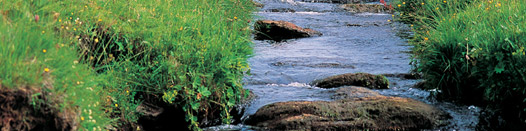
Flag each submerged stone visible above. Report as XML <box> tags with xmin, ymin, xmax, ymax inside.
<box><xmin>312</xmin><ymin>73</ymin><xmax>389</xmax><ymax>89</ymax></box>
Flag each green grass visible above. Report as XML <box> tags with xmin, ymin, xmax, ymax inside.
<box><xmin>394</xmin><ymin>0</ymin><xmax>526</xmax><ymax>128</ymax></box>
<box><xmin>0</xmin><ymin>4</ymin><xmax>112</xmax><ymax>130</ymax></box>
<box><xmin>1</xmin><ymin>0</ymin><xmax>256</xmax><ymax>130</ymax></box>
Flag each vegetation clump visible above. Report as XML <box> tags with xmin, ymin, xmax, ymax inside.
<box><xmin>1</xmin><ymin>0</ymin><xmax>256</xmax><ymax>130</ymax></box>
<box><xmin>393</xmin><ymin>0</ymin><xmax>526</xmax><ymax>129</ymax></box>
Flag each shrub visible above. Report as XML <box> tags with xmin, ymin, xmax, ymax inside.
<box><xmin>394</xmin><ymin>0</ymin><xmax>526</xmax><ymax>128</ymax></box>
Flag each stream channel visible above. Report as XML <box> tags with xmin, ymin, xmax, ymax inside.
<box><xmin>206</xmin><ymin>0</ymin><xmax>480</xmax><ymax>130</ymax></box>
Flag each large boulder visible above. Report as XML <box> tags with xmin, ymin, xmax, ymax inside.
<box><xmin>312</xmin><ymin>73</ymin><xmax>389</xmax><ymax>89</ymax></box>
<box><xmin>254</xmin><ymin>20</ymin><xmax>322</xmax><ymax>41</ymax></box>
<box><xmin>244</xmin><ymin>87</ymin><xmax>450</xmax><ymax>130</ymax></box>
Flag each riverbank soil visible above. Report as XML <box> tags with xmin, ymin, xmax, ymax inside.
<box><xmin>0</xmin><ymin>87</ymin><xmax>74</xmax><ymax>130</ymax></box>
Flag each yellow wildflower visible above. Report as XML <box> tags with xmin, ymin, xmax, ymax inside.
<box><xmin>98</xmin><ymin>18</ymin><xmax>102</xmax><ymax>22</ymax></box>
<box><xmin>424</xmin><ymin>37</ymin><xmax>429</xmax><ymax>41</ymax></box>
<box><xmin>43</xmin><ymin>49</ymin><xmax>47</xmax><ymax>53</ymax></box>
<box><xmin>59</xmin><ymin>19</ymin><xmax>62</xmax><ymax>22</ymax></box>
<box><xmin>402</xmin><ymin>2</ymin><xmax>405</xmax><ymax>4</ymax></box>
<box><xmin>115</xmin><ymin>104</ymin><xmax>118</xmax><ymax>107</ymax></box>
<box><xmin>443</xmin><ymin>1</ymin><xmax>447</xmax><ymax>3</ymax></box>
<box><xmin>81</xmin><ymin>117</ymin><xmax>85</xmax><ymax>121</ymax></box>
<box><xmin>398</xmin><ymin>4</ymin><xmax>401</xmax><ymax>7</ymax></box>
<box><xmin>42</xmin><ymin>31</ymin><xmax>45</xmax><ymax>34</ymax></box>
<box><xmin>234</xmin><ymin>16</ymin><xmax>238</xmax><ymax>20</ymax></box>
<box><xmin>421</xmin><ymin>3</ymin><xmax>425</xmax><ymax>5</ymax></box>
<box><xmin>44</xmin><ymin>68</ymin><xmax>50</xmax><ymax>72</ymax></box>
<box><xmin>94</xmin><ymin>38</ymin><xmax>99</xmax><ymax>43</ymax></box>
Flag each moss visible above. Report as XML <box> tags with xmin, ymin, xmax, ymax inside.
<box><xmin>313</xmin><ymin>73</ymin><xmax>389</xmax><ymax>89</ymax></box>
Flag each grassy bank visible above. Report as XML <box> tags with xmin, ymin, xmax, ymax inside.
<box><xmin>1</xmin><ymin>0</ymin><xmax>255</xmax><ymax>130</ymax></box>
<box><xmin>393</xmin><ymin>0</ymin><xmax>526</xmax><ymax>129</ymax></box>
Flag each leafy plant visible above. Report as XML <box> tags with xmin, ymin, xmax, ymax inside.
<box><xmin>394</xmin><ymin>0</ymin><xmax>526</xmax><ymax>127</ymax></box>
<box><xmin>1</xmin><ymin>0</ymin><xmax>256</xmax><ymax>130</ymax></box>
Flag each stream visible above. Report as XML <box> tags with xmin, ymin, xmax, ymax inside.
<box><xmin>205</xmin><ymin>0</ymin><xmax>480</xmax><ymax>130</ymax></box>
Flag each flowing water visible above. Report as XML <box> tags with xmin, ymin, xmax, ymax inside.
<box><xmin>205</xmin><ymin>0</ymin><xmax>480</xmax><ymax>130</ymax></box>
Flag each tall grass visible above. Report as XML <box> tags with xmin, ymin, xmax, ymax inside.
<box><xmin>1</xmin><ymin>0</ymin><xmax>255</xmax><ymax>130</ymax></box>
<box><xmin>0</xmin><ymin>1</ymin><xmax>112</xmax><ymax>130</ymax></box>
<box><xmin>394</xmin><ymin>0</ymin><xmax>526</xmax><ymax>128</ymax></box>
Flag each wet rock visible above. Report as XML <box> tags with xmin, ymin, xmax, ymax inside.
<box><xmin>265</xmin><ymin>8</ymin><xmax>295</xmax><ymax>13</ymax></box>
<box><xmin>341</xmin><ymin>4</ymin><xmax>392</xmax><ymax>13</ymax></box>
<box><xmin>312</xmin><ymin>73</ymin><xmax>389</xmax><ymax>89</ymax></box>
<box><xmin>346</xmin><ymin>23</ymin><xmax>363</xmax><ymax>27</ymax></box>
<box><xmin>245</xmin><ymin>87</ymin><xmax>450</xmax><ymax>130</ymax></box>
<box><xmin>331</xmin><ymin>86</ymin><xmax>381</xmax><ymax>99</ymax></box>
<box><xmin>230</xmin><ymin>90</ymin><xmax>256</xmax><ymax>125</ymax></box>
<box><xmin>254</xmin><ymin>20</ymin><xmax>322</xmax><ymax>41</ymax></box>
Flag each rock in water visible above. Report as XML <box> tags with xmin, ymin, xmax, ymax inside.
<box><xmin>254</xmin><ymin>20</ymin><xmax>322</xmax><ymax>41</ymax></box>
<box><xmin>312</xmin><ymin>73</ymin><xmax>389</xmax><ymax>89</ymax></box>
<box><xmin>245</xmin><ymin>87</ymin><xmax>450</xmax><ymax>130</ymax></box>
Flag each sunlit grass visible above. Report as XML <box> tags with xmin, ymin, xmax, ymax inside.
<box><xmin>394</xmin><ymin>0</ymin><xmax>526</xmax><ymax>126</ymax></box>
<box><xmin>1</xmin><ymin>0</ymin><xmax>256</xmax><ymax>130</ymax></box>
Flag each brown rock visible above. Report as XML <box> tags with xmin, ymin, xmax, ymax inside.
<box><xmin>245</xmin><ymin>87</ymin><xmax>449</xmax><ymax>130</ymax></box>
<box><xmin>331</xmin><ymin>86</ymin><xmax>381</xmax><ymax>99</ymax></box>
<box><xmin>312</xmin><ymin>73</ymin><xmax>389</xmax><ymax>89</ymax></box>
<box><xmin>254</xmin><ymin>20</ymin><xmax>322</xmax><ymax>41</ymax></box>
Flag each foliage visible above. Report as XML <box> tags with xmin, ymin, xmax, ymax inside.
<box><xmin>1</xmin><ymin>0</ymin><xmax>255</xmax><ymax>130</ymax></box>
<box><xmin>394</xmin><ymin>0</ymin><xmax>526</xmax><ymax>126</ymax></box>
<box><xmin>0</xmin><ymin>1</ymin><xmax>112</xmax><ymax>130</ymax></box>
